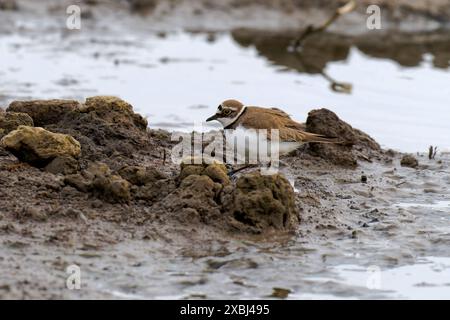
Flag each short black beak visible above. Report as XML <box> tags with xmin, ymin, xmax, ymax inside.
<box><xmin>206</xmin><ymin>114</ymin><xmax>218</xmax><ymax>122</ymax></box>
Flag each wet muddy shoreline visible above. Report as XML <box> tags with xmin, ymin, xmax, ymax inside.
<box><xmin>1</xmin><ymin>96</ymin><xmax>450</xmax><ymax>299</ymax></box>
<box><xmin>1</xmin><ymin>0</ymin><xmax>450</xmax><ymax>300</ymax></box>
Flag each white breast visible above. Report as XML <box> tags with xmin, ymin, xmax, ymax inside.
<box><xmin>225</xmin><ymin>126</ymin><xmax>302</xmax><ymax>163</ymax></box>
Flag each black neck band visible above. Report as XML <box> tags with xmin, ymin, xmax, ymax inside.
<box><xmin>224</xmin><ymin>107</ymin><xmax>247</xmax><ymax>130</ymax></box>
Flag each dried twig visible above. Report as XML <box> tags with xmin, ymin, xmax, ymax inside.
<box><xmin>357</xmin><ymin>153</ymin><xmax>373</xmax><ymax>163</ymax></box>
<box><xmin>292</xmin><ymin>0</ymin><xmax>356</xmax><ymax>50</ymax></box>
<box><xmin>428</xmin><ymin>145</ymin><xmax>438</xmax><ymax>160</ymax></box>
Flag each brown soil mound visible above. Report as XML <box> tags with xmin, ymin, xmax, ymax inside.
<box><xmin>305</xmin><ymin>108</ymin><xmax>384</xmax><ymax>167</ymax></box>
<box><xmin>0</xmin><ymin>96</ymin><xmax>391</xmax><ymax>241</ymax></box>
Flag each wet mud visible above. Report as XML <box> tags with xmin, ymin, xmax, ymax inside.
<box><xmin>1</xmin><ymin>96</ymin><xmax>449</xmax><ymax>299</ymax></box>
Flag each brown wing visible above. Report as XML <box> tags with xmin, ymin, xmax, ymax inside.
<box><xmin>268</xmin><ymin>107</ymin><xmax>291</xmax><ymax>118</ymax></box>
<box><xmin>274</xmin><ymin>129</ymin><xmax>340</xmax><ymax>143</ymax></box>
<box><xmin>240</xmin><ymin>107</ymin><xmax>305</xmax><ymax>130</ymax></box>
<box><xmin>237</xmin><ymin>107</ymin><xmax>339</xmax><ymax>143</ymax></box>
<box><xmin>239</xmin><ymin>107</ymin><xmax>306</xmax><ymax>141</ymax></box>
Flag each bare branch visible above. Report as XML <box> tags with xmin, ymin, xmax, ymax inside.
<box><xmin>292</xmin><ymin>0</ymin><xmax>356</xmax><ymax>50</ymax></box>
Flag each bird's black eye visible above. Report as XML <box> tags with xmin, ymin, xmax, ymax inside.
<box><xmin>223</xmin><ymin>109</ymin><xmax>231</xmax><ymax>115</ymax></box>
<box><xmin>218</xmin><ymin>105</ymin><xmax>223</xmax><ymax>111</ymax></box>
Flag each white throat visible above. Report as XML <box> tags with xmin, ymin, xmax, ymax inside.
<box><xmin>218</xmin><ymin>106</ymin><xmax>247</xmax><ymax>128</ymax></box>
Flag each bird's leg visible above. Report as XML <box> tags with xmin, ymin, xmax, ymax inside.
<box><xmin>278</xmin><ymin>159</ymin><xmax>290</xmax><ymax>168</ymax></box>
<box><xmin>228</xmin><ymin>164</ymin><xmax>259</xmax><ymax>177</ymax></box>
<box><xmin>227</xmin><ymin>151</ymin><xmax>290</xmax><ymax>176</ymax></box>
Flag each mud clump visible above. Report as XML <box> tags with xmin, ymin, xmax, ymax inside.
<box><xmin>44</xmin><ymin>156</ymin><xmax>80</xmax><ymax>175</ymax></box>
<box><xmin>81</xmin><ymin>96</ymin><xmax>148</xmax><ymax>131</ymax></box>
<box><xmin>2</xmin><ymin>96</ymin><xmax>173</xmax><ymax>203</ymax></box>
<box><xmin>154</xmin><ymin>173</ymin><xmax>223</xmax><ymax>225</ymax></box>
<box><xmin>222</xmin><ymin>171</ymin><xmax>299</xmax><ymax>233</ymax></box>
<box><xmin>6</xmin><ymin>96</ymin><xmax>153</xmax><ymax>163</ymax></box>
<box><xmin>91</xmin><ymin>173</ymin><xmax>131</xmax><ymax>203</ymax></box>
<box><xmin>119</xmin><ymin>165</ymin><xmax>172</xmax><ymax>203</ymax></box>
<box><xmin>7</xmin><ymin>100</ymin><xmax>80</xmax><ymax>127</ymax></box>
<box><xmin>118</xmin><ymin>165</ymin><xmax>167</xmax><ymax>186</ymax></box>
<box><xmin>17</xmin><ymin>207</ymin><xmax>48</xmax><ymax>222</ymax></box>
<box><xmin>133</xmin><ymin>178</ymin><xmax>175</xmax><ymax>203</ymax></box>
<box><xmin>401</xmin><ymin>154</ymin><xmax>419</xmax><ymax>168</ymax></box>
<box><xmin>179</xmin><ymin>161</ymin><xmax>230</xmax><ymax>186</ymax></box>
<box><xmin>306</xmin><ymin>108</ymin><xmax>382</xmax><ymax>167</ymax></box>
<box><xmin>0</xmin><ymin>112</ymin><xmax>34</xmax><ymax>139</ymax></box>
<box><xmin>65</xmin><ymin>162</ymin><xmax>131</xmax><ymax>203</ymax></box>
<box><xmin>0</xmin><ymin>126</ymin><xmax>81</xmax><ymax>167</ymax></box>
<box><xmin>151</xmin><ymin>162</ymin><xmax>230</xmax><ymax>224</ymax></box>
<box><xmin>155</xmin><ymin>163</ymin><xmax>298</xmax><ymax>233</ymax></box>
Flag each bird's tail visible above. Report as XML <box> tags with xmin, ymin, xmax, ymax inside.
<box><xmin>303</xmin><ymin>132</ymin><xmax>344</xmax><ymax>144</ymax></box>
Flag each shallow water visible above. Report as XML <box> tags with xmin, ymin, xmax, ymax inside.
<box><xmin>80</xmin><ymin>224</ymin><xmax>450</xmax><ymax>299</ymax></box>
<box><xmin>397</xmin><ymin>201</ymin><xmax>450</xmax><ymax>209</ymax></box>
<box><xmin>302</xmin><ymin>257</ymin><xmax>450</xmax><ymax>299</ymax></box>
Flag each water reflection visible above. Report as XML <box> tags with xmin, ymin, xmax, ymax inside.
<box><xmin>231</xmin><ymin>29</ymin><xmax>450</xmax><ymax>92</ymax></box>
<box><xmin>232</xmin><ymin>29</ymin><xmax>350</xmax><ymax>74</ymax></box>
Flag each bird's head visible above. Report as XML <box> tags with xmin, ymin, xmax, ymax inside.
<box><xmin>206</xmin><ymin>99</ymin><xmax>245</xmax><ymax>127</ymax></box>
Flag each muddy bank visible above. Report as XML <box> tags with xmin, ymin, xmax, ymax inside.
<box><xmin>1</xmin><ymin>96</ymin><xmax>449</xmax><ymax>299</ymax></box>
<box><xmin>1</xmin><ymin>96</ymin><xmax>382</xmax><ymax>236</ymax></box>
